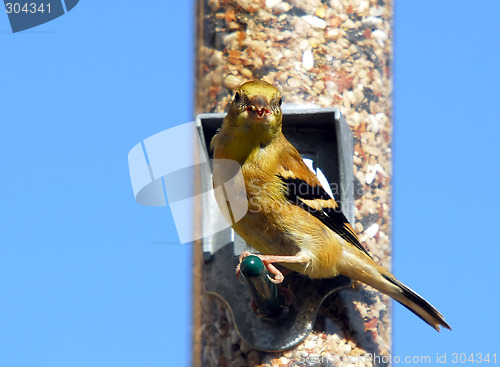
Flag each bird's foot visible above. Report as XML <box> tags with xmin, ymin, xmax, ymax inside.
<box><xmin>236</xmin><ymin>251</ymin><xmax>306</xmax><ymax>284</ymax></box>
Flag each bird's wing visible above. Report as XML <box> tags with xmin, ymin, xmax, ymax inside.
<box><xmin>277</xmin><ymin>146</ymin><xmax>372</xmax><ymax>259</ymax></box>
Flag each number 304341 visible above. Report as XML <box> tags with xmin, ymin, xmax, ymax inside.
<box><xmin>5</xmin><ymin>3</ymin><xmax>51</xmax><ymax>14</ymax></box>
<box><xmin>451</xmin><ymin>353</ymin><xmax>497</xmax><ymax>364</ymax></box>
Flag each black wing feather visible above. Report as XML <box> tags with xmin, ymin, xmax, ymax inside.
<box><xmin>279</xmin><ymin>175</ymin><xmax>372</xmax><ymax>259</ymax></box>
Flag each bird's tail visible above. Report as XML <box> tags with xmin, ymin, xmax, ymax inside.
<box><xmin>342</xmin><ymin>255</ymin><xmax>451</xmax><ymax>331</ymax></box>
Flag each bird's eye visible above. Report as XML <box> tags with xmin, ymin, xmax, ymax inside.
<box><xmin>278</xmin><ymin>97</ymin><xmax>283</xmax><ymax>106</ymax></box>
<box><xmin>234</xmin><ymin>92</ymin><xmax>241</xmax><ymax>103</ymax></box>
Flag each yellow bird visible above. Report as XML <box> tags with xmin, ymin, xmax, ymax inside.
<box><xmin>211</xmin><ymin>80</ymin><xmax>451</xmax><ymax>331</ymax></box>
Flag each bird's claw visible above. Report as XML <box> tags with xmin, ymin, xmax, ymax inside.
<box><xmin>235</xmin><ymin>263</ymin><xmax>243</xmax><ymax>282</ymax></box>
<box><xmin>262</xmin><ymin>260</ymin><xmax>285</xmax><ymax>284</ymax></box>
<box><xmin>268</xmin><ymin>274</ymin><xmax>284</xmax><ymax>284</ymax></box>
<box><xmin>236</xmin><ymin>251</ymin><xmax>286</xmax><ymax>284</ymax></box>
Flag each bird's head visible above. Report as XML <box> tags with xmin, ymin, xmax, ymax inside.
<box><xmin>225</xmin><ymin>80</ymin><xmax>283</xmax><ymax>135</ymax></box>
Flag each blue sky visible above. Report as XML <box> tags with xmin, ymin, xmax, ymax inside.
<box><xmin>1</xmin><ymin>1</ymin><xmax>499</xmax><ymax>366</ymax></box>
<box><xmin>393</xmin><ymin>0</ymin><xmax>500</xmax><ymax>361</ymax></box>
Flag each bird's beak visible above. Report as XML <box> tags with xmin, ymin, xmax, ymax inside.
<box><xmin>247</xmin><ymin>95</ymin><xmax>270</xmax><ymax>120</ymax></box>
